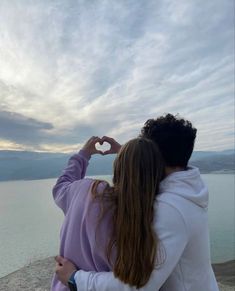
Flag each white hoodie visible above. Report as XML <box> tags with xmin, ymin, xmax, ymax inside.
<box><xmin>74</xmin><ymin>166</ymin><xmax>219</xmax><ymax>291</ymax></box>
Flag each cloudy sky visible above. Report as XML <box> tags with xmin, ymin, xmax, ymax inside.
<box><xmin>0</xmin><ymin>0</ymin><xmax>234</xmax><ymax>152</ymax></box>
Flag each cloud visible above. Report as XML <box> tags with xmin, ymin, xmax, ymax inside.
<box><xmin>0</xmin><ymin>0</ymin><xmax>233</xmax><ymax>151</ymax></box>
<box><xmin>0</xmin><ymin>110</ymin><xmax>53</xmax><ymax>144</ymax></box>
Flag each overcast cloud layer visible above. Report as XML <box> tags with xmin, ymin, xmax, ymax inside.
<box><xmin>0</xmin><ymin>0</ymin><xmax>234</xmax><ymax>152</ymax></box>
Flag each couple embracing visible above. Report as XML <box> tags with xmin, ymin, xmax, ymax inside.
<box><xmin>51</xmin><ymin>114</ymin><xmax>219</xmax><ymax>291</ymax></box>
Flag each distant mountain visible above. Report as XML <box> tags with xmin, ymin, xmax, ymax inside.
<box><xmin>190</xmin><ymin>150</ymin><xmax>235</xmax><ymax>174</ymax></box>
<box><xmin>0</xmin><ymin>150</ymin><xmax>115</xmax><ymax>181</ymax></box>
<box><xmin>0</xmin><ymin>149</ymin><xmax>234</xmax><ymax>181</ymax></box>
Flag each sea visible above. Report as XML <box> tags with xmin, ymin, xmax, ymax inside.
<box><xmin>0</xmin><ymin>174</ymin><xmax>234</xmax><ymax>278</ymax></box>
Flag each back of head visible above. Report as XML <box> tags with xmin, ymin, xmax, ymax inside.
<box><xmin>140</xmin><ymin>113</ymin><xmax>197</xmax><ymax>168</ymax></box>
<box><xmin>112</xmin><ymin>138</ymin><xmax>165</xmax><ymax>288</ymax></box>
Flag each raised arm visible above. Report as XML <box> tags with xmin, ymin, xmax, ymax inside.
<box><xmin>53</xmin><ymin>136</ymin><xmax>103</xmax><ymax>214</ymax></box>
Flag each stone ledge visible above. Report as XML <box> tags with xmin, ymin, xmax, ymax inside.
<box><xmin>0</xmin><ymin>257</ymin><xmax>234</xmax><ymax>291</ymax></box>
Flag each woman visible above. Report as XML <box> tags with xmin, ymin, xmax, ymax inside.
<box><xmin>51</xmin><ymin>135</ymin><xmax>164</xmax><ymax>290</ymax></box>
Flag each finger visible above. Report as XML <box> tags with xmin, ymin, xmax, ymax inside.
<box><xmin>102</xmin><ymin>150</ymin><xmax>112</xmax><ymax>155</ymax></box>
<box><xmin>94</xmin><ymin>137</ymin><xmax>101</xmax><ymax>142</ymax></box>
<box><xmin>94</xmin><ymin>136</ymin><xmax>101</xmax><ymax>142</ymax></box>
<box><xmin>101</xmin><ymin>136</ymin><xmax>114</xmax><ymax>143</ymax></box>
<box><xmin>92</xmin><ymin>137</ymin><xmax>102</xmax><ymax>146</ymax></box>
<box><xmin>55</xmin><ymin>262</ymin><xmax>61</xmax><ymax>268</ymax></box>
<box><xmin>55</xmin><ymin>255</ymin><xmax>66</xmax><ymax>265</ymax></box>
<box><xmin>102</xmin><ymin>136</ymin><xmax>113</xmax><ymax>141</ymax></box>
<box><xmin>55</xmin><ymin>263</ymin><xmax>62</xmax><ymax>273</ymax></box>
<box><xmin>88</xmin><ymin>136</ymin><xmax>96</xmax><ymax>142</ymax></box>
<box><xmin>87</xmin><ymin>136</ymin><xmax>98</xmax><ymax>144</ymax></box>
<box><xmin>94</xmin><ymin>150</ymin><xmax>104</xmax><ymax>155</ymax></box>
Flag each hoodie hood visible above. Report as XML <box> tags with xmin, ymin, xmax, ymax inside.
<box><xmin>159</xmin><ymin>166</ymin><xmax>208</xmax><ymax>208</ymax></box>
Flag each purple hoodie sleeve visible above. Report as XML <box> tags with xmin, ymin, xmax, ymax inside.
<box><xmin>52</xmin><ymin>150</ymin><xmax>91</xmax><ymax>214</ymax></box>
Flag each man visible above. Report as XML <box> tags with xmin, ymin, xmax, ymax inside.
<box><xmin>55</xmin><ymin>114</ymin><xmax>219</xmax><ymax>291</ymax></box>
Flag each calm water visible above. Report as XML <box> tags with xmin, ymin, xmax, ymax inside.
<box><xmin>0</xmin><ymin>174</ymin><xmax>234</xmax><ymax>278</ymax></box>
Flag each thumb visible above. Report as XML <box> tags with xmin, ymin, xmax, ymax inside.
<box><xmin>94</xmin><ymin>150</ymin><xmax>104</xmax><ymax>155</ymax></box>
<box><xmin>103</xmin><ymin>150</ymin><xmax>112</xmax><ymax>155</ymax></box>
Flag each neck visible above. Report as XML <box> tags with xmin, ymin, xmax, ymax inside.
<box><xmin>165</xmin><ymin>166</ymin><xmax>185</xmax><ymax>176</ymax></box>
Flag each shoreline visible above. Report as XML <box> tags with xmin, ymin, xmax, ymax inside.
<box><xmin>0</xmin><ymin>258</ymin><xmax>234</xmax><ymax>291</ymax></box>
<box><xmin>0</xmin><ymin>171</ymin><xmax>234</xmax><ymax>183</ymax></box>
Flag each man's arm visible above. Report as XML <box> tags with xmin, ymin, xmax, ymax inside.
<box><xmin>56</xmin><ymin>202</ymin><xmax>188</xmax><ymax>290</ymax></box>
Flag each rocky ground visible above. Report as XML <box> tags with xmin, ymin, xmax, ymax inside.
<box><xmin>0</xmin><ymin>257</ymin><xmax>234</xmax><ymax>291</ymax></box>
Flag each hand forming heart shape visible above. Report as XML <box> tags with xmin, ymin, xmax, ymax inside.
<box><xmin>82</xmin><ymin>136</ymin><xmax>121</xmax><ymax>156</ymax></box>
<box><xmin>95</xmin><ymin>136</ymin><xmax>122</xmax><ymax>155</ymax></box>
<box><xmin>95</xmin><ymin>141</ymin><xmax>111</xmax><ymax>153</ymax></box>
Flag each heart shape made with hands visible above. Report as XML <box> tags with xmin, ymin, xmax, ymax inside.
<box><xmin>95</xmin><ymin>141</ymin><xmax>111</xmax><ymax>153</ymax></box>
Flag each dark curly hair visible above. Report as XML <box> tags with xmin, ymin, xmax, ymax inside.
<box><xmin>140</xmin><ymin>113</ymin><xmax>197</xmax><ymax>168</ymax></box>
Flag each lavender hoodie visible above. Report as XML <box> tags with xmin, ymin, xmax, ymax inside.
<box><xmin>51</xmin><ymin>150</ymin><xmax>113</xmax><ymax>291</ymax></box>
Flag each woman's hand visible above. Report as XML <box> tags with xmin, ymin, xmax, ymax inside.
<box><xmin>101</xmin><ymin>136</ymin><xmax>122</xmax><ymax>155</ymax></box>
<box><xmin>55</xmin><ymin>256</ymin><xmax>77</xmax><ymax>286</ymax></box>
<box><xmin>81</xmin><ymin>136</ymin><xmax>121</xmax><ymax>156</ymax></box>
<box><xmin>81</xmin><ymin>136</ymin><xmax>103</xmax><ymax>156</ymax></box>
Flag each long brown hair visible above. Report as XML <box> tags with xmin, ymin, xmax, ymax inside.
<box><xmin>92</xmin><ymin>138</ymin><xmax>165</xmax><ymax>288</ymax></box>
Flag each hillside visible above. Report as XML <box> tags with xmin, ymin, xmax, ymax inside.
<box><xmin>0</xmin><ymin>257</ymin><xmax>234</xmax><ymax>291</ymax></box>
<box><xmin>190</xmin><ymin>150</ymin><xmax>235</xmax><ymax>173</ymax></box>
<box><xmin>0</xmin><ymin>149</ymin><xmax>234</xmax><ymax>181</ymax></box>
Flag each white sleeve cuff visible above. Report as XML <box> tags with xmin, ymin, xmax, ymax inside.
<box><xmin>74</xmin><ymin>270</ymin><xmax>92</xmax><ymax>291</ymax></box>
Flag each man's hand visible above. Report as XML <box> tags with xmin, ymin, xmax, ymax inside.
<box><xmin>100</xmin><ymin>136</ymin><xmax>122</xmax><ymax>155</ymax></box>
<box><xmin>55</xmin><ymin>256</ymin><xmax>77</xmax><ymax>286</ymax></box>
<box><xmin>81</xmin><ymin>136</ymin><xmax>103</xmax><ymax>156</ymax></box>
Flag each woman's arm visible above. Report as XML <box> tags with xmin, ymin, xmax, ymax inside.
<box><xmin>53</xmin><ymin>136</ymin><xmax>103</xmax><ymax>214</ymax></box>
